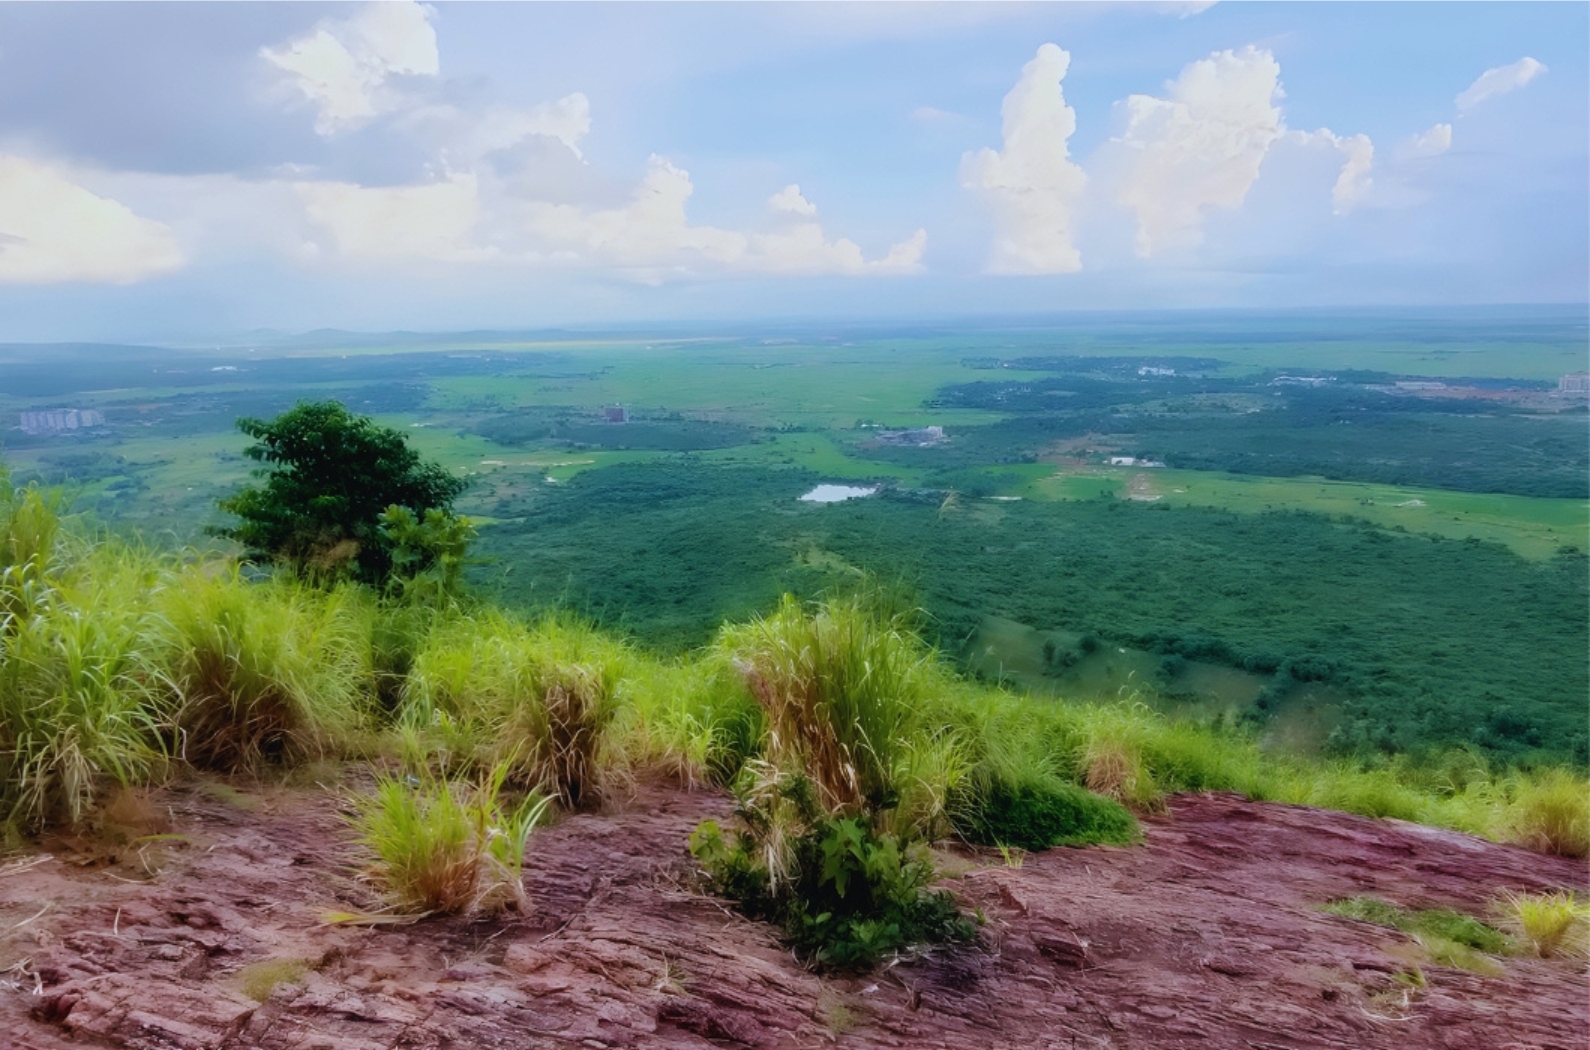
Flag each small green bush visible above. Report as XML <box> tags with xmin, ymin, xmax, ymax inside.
<box><xmin>691</xmin><ymin>773</ymin><xmax>975</xmax><ymax>969</ymax></box>
<box><xmin>952</xmin><ymin>776</ymin><xmax>1137</xmax><ymax>851</ymax></box>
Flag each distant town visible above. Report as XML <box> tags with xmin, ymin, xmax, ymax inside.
<box><xmin>18</xmin><ymin>409</ymin><xmax>106</xmax><ymax>435</ymax></box>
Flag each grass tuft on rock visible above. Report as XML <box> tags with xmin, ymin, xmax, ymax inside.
<box><xmin>352</xmin><ymin>762</ymin><xmax>550</xmax><ymax>916</ymax></box>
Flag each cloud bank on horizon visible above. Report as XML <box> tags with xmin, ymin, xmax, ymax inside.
<box><xmin>0</xmin><ymin>1</ymin><xmax>1581</xmax><ymax>334</ymax></box>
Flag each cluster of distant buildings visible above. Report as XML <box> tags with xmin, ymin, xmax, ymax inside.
<box><xmin>874</xmin><ymin>425</ymin><xmax>946</xmax><ymax>447</ymax></box>
<box><xmin>18</xmin><ymin>409</ymin><xmax>105</xmax><ymax>435</ymax></box>
<box><xmin>1559</xmin><ymin>373</ymin><xmax>1589</xmax><ymax>395</ymax></box>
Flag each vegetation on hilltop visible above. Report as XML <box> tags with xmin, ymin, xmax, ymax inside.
<box><xmin>213</xmin><ymin>401</ymin><xmax>469</xmax><ymax>585</ymax></box>
<box><xmin>1</xmin><ymin>466</ymin><xmax>1586</xmax><ymax>961</ymax></box>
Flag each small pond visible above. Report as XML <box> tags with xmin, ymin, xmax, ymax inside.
<box><xmin>799</xmin><ymin>484</ymin><xmax>878</xmax><ymax>503</ymax></box>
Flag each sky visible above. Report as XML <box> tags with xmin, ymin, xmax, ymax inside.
<box><xmin>0</xmin><ymin>1</ymin><xmax>1584</xmax><ymax>341</ymax></box>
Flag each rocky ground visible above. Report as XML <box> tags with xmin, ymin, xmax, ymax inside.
<box><xmin>0</xmin><ymin>774</ymin><xmax>1584</xmax><ymax>1050</ymax></box>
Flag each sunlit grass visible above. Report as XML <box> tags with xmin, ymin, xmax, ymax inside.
<box><xmin>1506</xmin><ymin>769</ymin><xmax>1590</xmax><ymax>858</ymax></box>
<box><xmin>401</xmin><ymin>610</ymin><xmax>623</xmax><ymax>807</ymax></box>
<box><xmin>154</xmin><ymin>570</ymin><xmax>373</xmax><ymax>771</ymax></box>
<box><xmin>1496</xmin><ymin>890</ymin><xmax>1590</xmax><ymax>959</ymax></box>
<box><xmin>715</xmin><ymin>593</ymin><xmax>964</xmax><ymax>834</ymax></box>
<box><xmin>352</xmin><ymin>762</ymin><xmax>551</xmax><ymax>916</ymax></box>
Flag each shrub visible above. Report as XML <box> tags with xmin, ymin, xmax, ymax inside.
<box><xmin>213</xmin><ymin>401</ymin><xmax>468</xmax><ymax>586</ymax></box>
<box><xmin>694</xmin><ymin>596</ymin><xmax>978</xmax><ymax>969</ymax></box>
<box><xmin>952</xmin><ymin>775</ymin><xmax>1137</xmax><ymax>851</ymax></box>
<box><xmin>353</xmin><ymin>763</ymin><xmax>550</xmax><ymax>916</ymax></box>
<box><xmin>691</xmin><ymin>771</ymin><xmax>975</xmax><ymax>969</ymax></box>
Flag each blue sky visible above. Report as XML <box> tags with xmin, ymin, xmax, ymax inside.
<box><xmin>0</xmin><ymin>2</ymin><xmax>1583</xmax><ymax>340</ymax></box>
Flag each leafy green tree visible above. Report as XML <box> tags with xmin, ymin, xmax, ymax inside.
<box><xmin>214</xmin><ymin>401</ymin><xmax>467</xmax><ymax>586</ymax></box>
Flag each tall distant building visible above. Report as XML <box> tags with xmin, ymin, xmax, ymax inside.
<box><xmin>19</xmin><ymin>409</ymin><xmax>105</xmax><ymax>434</ymax></box>
<box><xmin>604</xmin><ymin>405</ymin><xmax>628</xmax><ymax>423</ymax></box>
<box><xmin>1559</xmin><ymin>373</ymin><xmax>1589</xmax><ymax>395</ymax></box>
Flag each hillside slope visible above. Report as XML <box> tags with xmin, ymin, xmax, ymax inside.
<box><xmin>2</xmin><ymin>778</ymin><xmax>1584</xmax><ymax>1050</ymax></box>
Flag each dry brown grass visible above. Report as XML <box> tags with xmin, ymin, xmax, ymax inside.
<box><xmin>1081</xmin><ymin>735</ymin><xmax>1161</xmax><ymax>811</ymax></box>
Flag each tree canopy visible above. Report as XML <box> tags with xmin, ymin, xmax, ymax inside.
<box><xmin>215</xmin><ymin>401</ymin><xmax>467</xmax><ymax>585</ymax></box>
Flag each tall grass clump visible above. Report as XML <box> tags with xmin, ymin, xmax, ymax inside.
<box><xmin>0</xmin><ymin>488</ymin><xmax>165</xmax><ymax>827</ymax></box>
<box><xmin>692</xmin><ymin>595</ymin><xmax>977</xmax><ymax>969</ymax></box>
<box><xmin>370</xmin><ymin>599</ymin><xmax>443</xmax><ymax>713</ymax></box>
<box><xmin>154</xmin><ymin>569</ymin><xmax>373</xmax><ymax>771</ymax></box>
<box><xmin>1506</xmin><ymin>769</ymin><xmax>1590</xmax><ymax>858</ymax></box>
<box><xmin>719</xmin><ymin>593</ymin><xmax>941</xmax><ymax>820</ymax></box>
<box><xmin>0</xmin><ymin>598</ymin><xmax>164</xmax><ymax>827</ymax></box>
<box><xmin>1495</xmin><ymin>890</ymin><xmax>1590</xmax><ymax>959</ymax></box>
<box><xmin>401</xmin><ymin>611</ymin><xmax>623</xmax><ymax>808</ymax></box>
<box><xmin>353</xmin><ymin>762</ymin><xmax>551</xmax><ymax>915</ymax></box>
<box><xmin>606</xmin><ymin>655</ymin><xmax>763</xmax><ymax>789</ymax></box>
<box><xmin>1</xmin><ymin>482</ymin><xmax>60</xmax><ymax>623</ymax></box>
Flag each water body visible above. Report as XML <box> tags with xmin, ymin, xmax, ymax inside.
<box><xmin>799</xmin><ymin>484</ymin><xmax>877</xmax><ymax>503</ymax></box>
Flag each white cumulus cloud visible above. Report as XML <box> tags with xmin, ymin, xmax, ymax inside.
<box><xmin>519</xmin><ymin>157</ymin><xmax>924</xmax><ymax>278</ymax></box>
<box><xmin>1399</xmin><ymin>123</ymin><xmax>1453</xmax><ymax>160</ymax></box>
<box><xmin>961</xmin><ymin>43</ymin><xmax>1088</xmax><ymax>274</ymax></box>
<box><xmin>1455</xmin><ymin>57</ymin><xmax>1547</xmax><ymax>112</ymax></box>
<box><xmin>1102</xmin><ymin>46</ymin><xmax>1285</xmax><ymax>256</ymax></box>
<box><xmin>1329</xmin><ymin>133</ymin><xmax>1374</xmax><ymax>214</ymax></box>
<box><xmin>0</xmin><ymin>156</ymin><xmax>184</xmax><ymax>284</ymax></box>
<box><xmin>1291</xmin><ymin>129</ymin><xmax>1375</xmax><ymax>214</ymax></box>
<box><xmin>263</xmin><ymin>1</ymin><xmax>440</xmax><ymax>135</ymax></box>
<box><xmin>260</xmin><ymin>7</ymin><xmax>924</xmax><ymax>281</ymax></box>
<box><xmin>407</xmin><ymin>94</ymin><xmax>592</xmax><ymax>164</ymax></box>
<box><xmin>297</xmin><ymin>174</ymin><xmax>484</xmax><ymax>262</ymax></box>
<box><xmin>769</xmin><ymin>184</ymin><xmax>819</xmax><ymax>217</ymax></box>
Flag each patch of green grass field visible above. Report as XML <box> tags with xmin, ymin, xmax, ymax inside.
<box><xmin>1025</xmin><ymin>467</ymin><xmax>1588</xmax><ymax>560</ymax></box>
<box><xmin>425</xmin><ymin>342</ymin><xmax>1042</xmax><ymax>430</ymax></box>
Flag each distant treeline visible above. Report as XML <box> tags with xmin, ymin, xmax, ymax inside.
<box><xmin>907</xmin><ymin>375</ymin><xmax>1589</xmax><ymax>499</ymax></box>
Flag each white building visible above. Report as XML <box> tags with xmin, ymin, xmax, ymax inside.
<box><xmin>19</xmin><ymin>409</ymin><xmax>105</xmax><ymax>434</ymax></box>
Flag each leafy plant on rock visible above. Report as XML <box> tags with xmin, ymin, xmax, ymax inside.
<box><xmin>691</xmin><ymin>768</ymin><xmax>974</xmax><ymax>970</ymax></box>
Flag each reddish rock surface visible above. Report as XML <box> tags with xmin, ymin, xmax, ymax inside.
<box><xmin>0</xmin><ymin>777</ymin><xmax>1584</xmax><ymax>1050</ymax></box>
